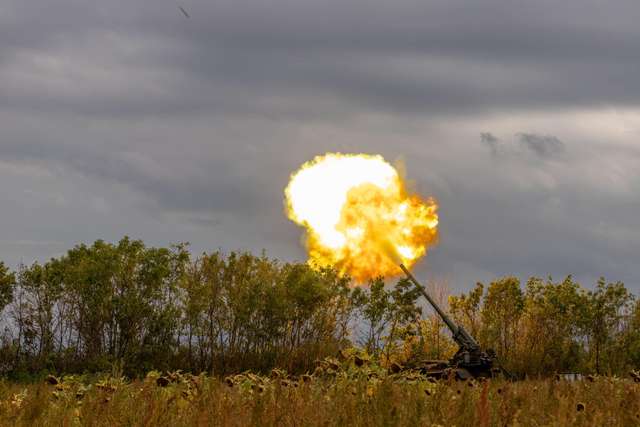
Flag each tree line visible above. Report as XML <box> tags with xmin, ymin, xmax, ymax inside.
<box><xmin>446</xmin><ymin>275</ymin><xmax>640</xmax><ymax>376</ymax></box>
<box><xmin>0</xmin><ymin>237</ymin><xmax>638</xmax><ymax>379</ymax></box>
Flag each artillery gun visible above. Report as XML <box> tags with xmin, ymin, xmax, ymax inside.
<box><xmin>399</xmin><ymin>264</ymin><xmax>501</xmax><ymax>380</ymax></box>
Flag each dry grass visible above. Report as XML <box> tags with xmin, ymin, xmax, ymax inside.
<box><xmin>0</xmin><ymin>369</ymin><xmax>638</xmax><ymax>427</ymax></box>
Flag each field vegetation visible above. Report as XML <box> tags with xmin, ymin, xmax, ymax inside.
<box><xmin>1</xmin><ymin>357</ymin><xmax>639</xmax><ymax>426</ymax></box>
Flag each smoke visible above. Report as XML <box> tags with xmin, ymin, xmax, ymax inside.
<box><xmin>517</xmin><ymin>133</ymin><xmax>565</xmax><ymax>158</ymax></box>
<box><xmin>482</xmin><ymin>132</ymin><xmax>566</xmax><ymax>159</ymax></box>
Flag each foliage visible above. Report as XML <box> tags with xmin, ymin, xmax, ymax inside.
<box><xmin>449</xmin><ymin>282</ymin><xmax>483</xmax><ymax>338</ymax></box>
<box><xmin>0</xmin><ymin>261</ymin><xmax>15</xmax><ymax>313</ymax></box>
<box><xmin>1</xmin><ymin>238</ymin><xmax>354</xmax><ymax>377</ymax></box>
<box><xmin>179</xmin><ymin>252</ymin><xmax>353</xmax><ymax>374</ymax></box>
<box><xmin>583</xmin><ymin>278</ymin><xmax>634</xmax><ymax>374</ymax></box>
<box><xmin>480</xmin><ymin>277</ymin><xmax>524</xmax><ymax>362</ymax></box>
<box><xmin>1</xmin><ymin>237</ymin><xmax>639</xmax><ymax>379</ymax></box>
<box><xmin>448</xmin><ymin>275</ymin><xmax>639</xmax><ymax>378</ymax></box>
<box><xmin>351</xmin><ymin>277</ymin><xmax>421</xmax><ymax>358</ymax></box>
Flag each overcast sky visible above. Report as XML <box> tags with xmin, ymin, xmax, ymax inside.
<box><xmin>1</xmin><ymin>0</ymin><xmax>639</xmax><ymax>292</ymax></box>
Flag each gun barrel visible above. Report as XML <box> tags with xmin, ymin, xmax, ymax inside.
<box><xmin>399</xmin><ymin>263</ymin><xmax>479</xmax><ymax>351</ymax></box>
<box><xmin>399</xmin><ymin>264</ymin><xmax>458</xmax><ymax>334</ymax></box>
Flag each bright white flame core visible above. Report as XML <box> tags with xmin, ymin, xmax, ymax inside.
<box><xmin>286</xmin><ymin>154</ymin><xmax>397</xmax><ymax>249</ymax></box>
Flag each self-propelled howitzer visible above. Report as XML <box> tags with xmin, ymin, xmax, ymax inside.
<box><xmin>399</xmin><ymin>264</ymin><xmax>498</xmax><ymax>379</ymax></box>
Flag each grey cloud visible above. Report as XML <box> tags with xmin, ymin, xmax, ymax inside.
<box><xmin>0</xmin><ymin>123</ymin><xmax>272</xmax><ymax>218</ymax></box>
<box><xmin>1</xmin><ymin>0</ymin><xmax>640</xmax><ymax>294</ymax></box>
<box><xmin>3</xmin><ymin>0</ymin><xmax>640</xmax><ymax>120</ymax></box>
<box><xmin>423</xmin><ymin>146</ymin><xmax>640</xmax><ymax>291</ymax></box>
<box><xmin>481</xmin><ymin>132</ymin><xmax>565</xmax><ymax>160</ymax></box>
<box><xmin>480</xmin><ymin>132</ymin><xmax>501</xmax><ymax>155</ymax></box>
<box><xmin>517</xmin><ymin>133</ymin><xmax>565</xmax><ymax>158</ymax></box>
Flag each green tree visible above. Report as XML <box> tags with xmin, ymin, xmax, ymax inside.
<box><xmin>180</xmin><ymin>251</ymin><xmax>226</xmax><ymax>372</ymax></box>
<box><xmin>449</xmin><ymin>282</ymin><xmax>484</xmax><ymax>339</ymax></box>
<box><xmin>584</xmin><ymin>278</ymin><xmax>634</xmax><ymax>374</ymax></box>
<box><xmin>179</xmin><ymin>251</ymin><xmax>353</xmax><ymax>374</ymax></box>
<box><xmin>16</xmin><ymin>261</ymin><xmax>64</xmax><ymax>364</ymax></box>
<box><xmin>55</xmin><ymin>237</ymin><xmax>188</xmax><ymax>373</ymax></box>
<box><xmin>0</xmin><ymin>261</ymin><xmax>15</xmax><ymax>313</ymax></box>
<box><xmin>517</xmin><ymin>276</ymin><xmax>587</xmax><ymax>376</ymax></box>
<box><xmin>352</xmin><ymin>277</ymin><xmax>420</xmax><ymax>358</ymax></box>
<box><xmin>481</xmin><ymin>277</ymin><xmax>524</xmax><ymax>364</ymax></box>
<box><xmin>412</xmin><ymin>316</ymin><xmax>456</xmax><ymax>361</ymax></box>
<box><xmin>625</xmin><ymin>300</ymin><xmax>640</xmax><ymax>369</ymax></box>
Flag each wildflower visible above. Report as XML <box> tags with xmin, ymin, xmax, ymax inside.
<box><xmin>270</xmin><ymin>368</ymin><xmax>285</xmax><ymax>379</ymax></box>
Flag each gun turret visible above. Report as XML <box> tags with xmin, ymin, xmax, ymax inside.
<box><xmin>399</xmin><ymin>263</ymin><xmax>497</xmax><ymax>379</ymax></box>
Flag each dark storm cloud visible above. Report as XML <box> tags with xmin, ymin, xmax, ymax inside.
<box><xmin>1</xmin><ymin>0</ymin><xmax>640</xmax><ymax>291</ymax></box>
<box><xmin>3</xmin><ymin>0</ymin><xmax>640</xmax><ymax>118</ymax></box>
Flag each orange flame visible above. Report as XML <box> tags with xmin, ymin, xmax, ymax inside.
<box><xmin>285</xmin><ymin>153</ymin><xmax>438</xmax><ymax>283</ymax></box>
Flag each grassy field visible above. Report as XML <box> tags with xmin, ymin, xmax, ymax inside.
<box><xmin>1</xmin><ymin>361</ymin><xmax>639</xmax><ymax>427</ymax></box>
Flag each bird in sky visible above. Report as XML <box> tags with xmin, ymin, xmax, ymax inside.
<box><xmin>178</xmin><ymin>6</ymin><xmax>190</xmax><ymax>18</ymax></box>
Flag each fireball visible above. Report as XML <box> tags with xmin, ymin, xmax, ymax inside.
<box><xmin>284</xmin><ymin>153</ymin><xmax>438</xmax><ymax>283</ymax></box>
